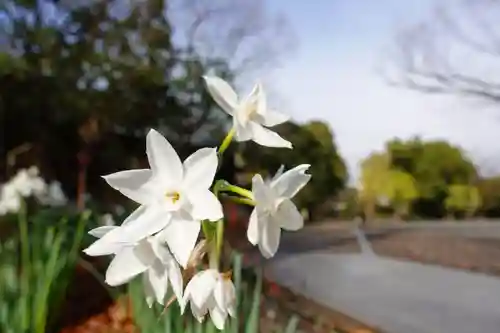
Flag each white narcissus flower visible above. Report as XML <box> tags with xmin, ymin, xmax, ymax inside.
<box><xmin>84</xmin><ymin>225</ymin><xmax>183</xmax><ymax>307</ymax></box>
<box><xmin>247</xmin><ymin>164</ymin><xmax>312</xmax><ymax>258</ymax></box>
<box><xmin>8</xmin><ymin>166</ymin><xmax>47</xmax><ymax>198</ymax></box>
<box><xmin>0</xmin><ymin>166</ymin><xmax>53</xmax><ymax>215</ymax></box>
<box><xmin>0</xmin><ymin>183</ymin><xmax>21</xmax><ymax>215</ymax></box>
<box><xmin>182</xmin><ymin>269</ymin><xmax>236</xmax><ymax>330</ymax></box>
<box><xmin>203</xmin><ymin>76</ymin><xmax>292</xmax><ymax>149</ymax></box>
<box><xmin>101</xmin><ymin>129</ymin><xmax>223</xmax><ymax>267</ymax></box>
<box><xmin>39</xmin><ymin>181</ymin><xmax>67</xmax><ymax>207</ymax></box>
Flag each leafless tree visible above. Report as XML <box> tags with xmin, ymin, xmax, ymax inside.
<box><xmin>383</xmin><ymin>0</ymin><xmax>500</xmax><ymax>104</ymax></box>
<box><xmin>169</xmin><ymin>0</ymin><xmax>295</xmax><ymax>77</ymax></box>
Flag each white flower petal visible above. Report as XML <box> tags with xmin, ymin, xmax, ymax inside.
<box><xmin>88</xmin><ymin>226</ymin><xmax>117</xmax><ymax>238</ymax></box>
<box><xmin>157</xmin><ymin>217</ymin><xmax>200</xmax><ymax>268</ymax></box>
<box><xmin>214</xmin><ymin>278</ymin><xmax>236</xmax><ymax>315</ymax></box>
<box><xmin>167</xmin><ymin>259</ymin><xmax>184</xmax><ymax>306</ymax></box>
<box><xmin>105</xmin><ymin>245</ymin><xmax>150</xmax><ymax>286</ymax></box>
<box><xmin>255</xmin><ymin>82</ymin><xmax>267</xmax><ymax>112</ymax></box>
<box><xmin>246</xmin><ymin>208</ymin><xmax>261</xmax><ymax>245</ymax></box>
<box><xmin>255</xmin><ymin>110</ymin><xmax>289</xmax><ymax>127</ymax></box>
<box><xmin>146</xmin><ymin>129</ymin><xmax>183</xmax><ymax>185</ymax></box>
<box><xmin>251</xmin><ymin>174</ymin><xmax>274</xmax><ymax>205</ymax></box>
<box><xmin>254</xmin><ymin>85</ymin><xmax>289</xmax><ymax>126</ymax></box>
<box><xmin>122</xmin><ymin>205</ymin><xmax>147</xmax><ymax>226</ymax></box>
<box><xmin>190</xmin><ymin>302</ymin><xmax>207</xmax><ymax>322</ymax></box>
<box><xmin>142</xmin><ymin>271</ymin><xmax>156</xmax><ymax>308</ymax></box>
<box><xmin>203</xmin><ymin>76</ymin><xmax>238</xmax><ymax>116</ymax></box>
<box><xmin>233</xmin><ymin>121</ymin><xmax>253</xmax><ymax>142</ymax></box>
<box><xmin>223</xmin><ymin>279</ymin><xmax>237</xmax><ymax>317</ymax></box>
<box><xmin>244</xmin><ymin>82</ymin><xmax>260</xmax><ymax>105</ymax></box>
<box><xmin>274</xmin><ymin>199</ymin><xmax>304</xmax><ymax>231</ymax></box>
<box><xmin>183</xmin><ymin>270</ymin><xmax>218</xmax><ymax>308</ymax></box>
<box><xmin>147</xmin><ymin>262</ymin><xmax>168</xmax><ymax>305</ymax></box>
<box><xmin>147</xmin><ymin>236</ymin><xmax>174</xmax><ymax>263</ymax></box>
<box><xmin>249</xmin><ymin>122</ymin><xmax>292</xmax><ymax>149</ymax></box>
<box><xmin>83</xmin><ymin>227</ymin><xmax>128</xmax><ymax>256</ymax></box>
<box><xmin>209</xmin><ymin>306</ymin><xmax>228</xmax><ymax>330</ymax></box>
<box><xmin>271</xmin><ymin>165</ymin><xmax>286</xmax><ymax>183</ymax></box>
<box><xmin>271</xmin><ymin>164</ymin><xmax>311</xmax><ymax>199</ymax></box>
<box><xmin>187</xmin><ymin>190</ymin><xmax>223</xmax><ymax>221</ymax></box>
<box><xmin>102</xmin><ymin>169</ymin><xmax>154</xmax><ymax>205</ymax></box>
<box><xmin>182</xmin><ymin>147</ymin><xmax>218</xmax><ymax>192</ymax></box>
<box><xmin>214</xmin><ymin>279</ymin><xmax>226</xmax><ymax>310</ymax></box>
<box><xmin>259</xmin><ymin>224</ymin><xmax>281</xmax><ymax>259</ymax></box>
<box><xmin>121</xmin><ymin>205</ymin><xmax>171</xmax><ymax>243</ymax></box>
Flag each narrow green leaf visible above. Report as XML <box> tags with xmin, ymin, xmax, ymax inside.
<box><xmin>283</xmin><ymin>316</ymin><xmax>300</xmax><ymax>333</ymax></box>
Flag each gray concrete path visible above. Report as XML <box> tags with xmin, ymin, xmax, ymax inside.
<box><xmin>266</xmin><ymin>253</ymin><xmax>500</xmax><ymax>333</ymax></box>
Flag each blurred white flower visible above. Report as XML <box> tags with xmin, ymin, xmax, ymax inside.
<box><xmin>99</xmin><ymin>213</ymin><xmax>116</xmax><ymax>226</ymax></box>
<box><xmin>84</xmin><ymin>225</ymin><xmax>183</xmax><ymax>307</ymax></box>
<box><xmin>203</xmin><ymin>76</ymin><xmax>292</xmax><ymax>149</ymax></box>
<box><xmin>38</xmin><ymin>181</ymin><xmax>67</xmax><ymax>207</ymax></box>
<box><xmin>247</xmin><ymin>165</ymin><xmax>311</xmax><ymax>258</ymax></box>
<box><xmin>182</xmin><ymin>269</ymin><xmax>236</xmax><ymax>329</ymax></box>
<box><xmin>9</xmin><ymin>167</ymin><xmax>46</xmax><ymax>198</ymax></box>
<box><xmin>0</xmin><ymin>183</ymin><xmax>21</xmax><ymax>215</ymax></box>
<box><xmin>113</xmin><ymin>205</ymin><xmax>125</xmax><ymax>216</ymax></box>
<box><xmin>0</xmin><ymin>167</ymin><xmax>66</xmax><ymax>215</ymax></box>
<box><xmin>102</xmin><ymin>129</ymin><xmax>223</xmax><ymax>267</ymax></box>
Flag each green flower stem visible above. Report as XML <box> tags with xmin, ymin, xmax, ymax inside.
<box><xmin>213</xmin><ymin>179</ymin><xmax>253</xmax><ymax>200</ymax></box>
<box><xmin>223</xmin><ymin>195</ymin><xmax>255</xmax><ymax>206</ymax></box>
<box><xmin>217</xmin><ymin>127</ymin><xmax>235</xmax><ymax>157</ymax></box>
<box><xmin>208</xmin><ymin>244</ymin><xmax>218</xmax><ymax>269</ymax></box>
<box><xmin>225</xmin><ymin>184</ymin><xmax>253</xmax><ymax>200</ymax></box>
<box><xmin>209</xmin><ymin>179</ymin><xmax>254</xmax><ymax>269</ymax></box>
<box><xmin>18</xmin><ymin>200</ymin><xmax>30</xmax><ymax>331</ymax></box>
<box><xmin>215</xmin><ymin>219</ymin><xmax>224</xmax><ymax>269</ymax></box>
<box><xmin>201</xmin><ymin>220</ymin><xmax>215</xmax><ymax>243</ymax></box>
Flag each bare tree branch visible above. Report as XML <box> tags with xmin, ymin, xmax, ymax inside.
<box><xmin>383</xmin><ymin>0</ymin><xmax>500</xmax><ymax>104</ymax></box>
<box><xmin>169</xmin><ymin>0</ymin><xmax>295</xmax><ymax>77</ymax></box>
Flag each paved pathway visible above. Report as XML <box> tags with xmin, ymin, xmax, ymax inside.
<box><xmin>263</xmin><ymin>227</ymin><xmax>500</xmax><ymax>333</ymax></box>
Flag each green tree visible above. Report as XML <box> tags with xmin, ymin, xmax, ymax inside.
<box><xmin>477</xmin><ymin>176</ymin><xmax>500</xmax><ymax>217</ymax></box>
<box><xmin>445</xmin><ymin>184</ymin><xmax>482</xmax><ymax>219</ymax></box>
<box><xmin>335</xmin><ymin>187</ymin><xmax>360</xmax><ymax>220</ymax></box>
<box><xmin>1</xmin><ymin>0</ymin><xmax>233</xmax><ymax>207</ymax></box>
<box><xmin>386</xmin><ymin>137</ymin><xmax>477</xmax><ymax>217</ymax></box>
<box><xmin>304</xmin><ymin>120</ymin><xmax>348</xmax><ymax>183</ymax></box>
<box><xmin>358</xmin><ymin>152</ymin><xmax>391</xmax><ymax>221</ymax></box>
<box><xmin>382</xmin><ymin>170</ymin><xmax>418</xmax><ymax>220</ymax></box>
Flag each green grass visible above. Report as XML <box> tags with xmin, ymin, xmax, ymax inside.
<box><xmin>0</xmin><ymin>205</ymin><xmax>90</xmax><ymax>333</ymax></box>
<box><xmin>0</xmin><ymin>205</ymin><xmax>302</xmax><ymax>333</ymax></box>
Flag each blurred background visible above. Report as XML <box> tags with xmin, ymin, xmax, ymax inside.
<box><xmin>2</xmin><ymin>1</ymin><xmax>500</xmax><ymax>333</ymax></box>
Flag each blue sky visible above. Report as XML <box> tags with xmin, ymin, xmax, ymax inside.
<box><xmin>254</xmin><ymin>0</ymin><xmax>500</xmax><ymax>182</ymax></box>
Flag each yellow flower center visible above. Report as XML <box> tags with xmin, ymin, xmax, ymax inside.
<box><xmin>221</xmin><ymin>270</ymin><xmax>232</xmax><ymax>281</ymax></box>
<box><xmin>240</xmin><ymin>102</ymin><xmax>257</xmax><ymax>124</ymax></box>
<box><xmin>165</xmin><ymin>191</ymin><xmax>180</xmax><ymax>203</ymax></box>
<box><xmin>245</xmin><ymin>104</ymin><xmax>256</xmax><ymax>117</ymax></box>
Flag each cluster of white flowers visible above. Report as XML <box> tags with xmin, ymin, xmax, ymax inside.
<box><xmin>83</xmin><ymin>76</ymin><xmax>311</xmax><ymax>329</ymax></box>
<box><xmin>0</xmin><ymin>166</ymin><xmax>67</xmax><ymax>215</ymax></box>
